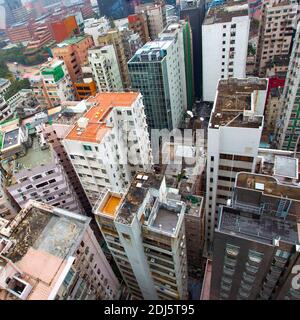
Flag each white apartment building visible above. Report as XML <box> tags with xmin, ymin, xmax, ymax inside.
<box><xmin>30</xmin><ymin>59</ymin><xmax>75</xmax><ymax>109</ymax></box>
<box><xmin>63</xmin><ymin>92</ymin><xmax>153</xmax><ymax>206</ymax></box>
<box><xmin>202</xmin><ymin>1</ymin><xmax>250</xmax><ymax>101</ymax></box>
<box><xmin>93</xmin><ymin>172</ymin><xmax>188</xmax><ymax>300</ymax></box>
<box><xmin>255</xmin><ymin>0</ymin><xmax>298</xmax><ymax>77</ymax></box>
<box><xmin>205</xmin><ymin>78</ymin><xmax>268</xmax><ymax>254</ymax></box>
<box><xmin>88</xmin><ymin>46</ymin><xmax>123</xmax><ymax>93</ymax></box>
<box><xmin>83</xmin><ymin>17</ymin><xmax>111</xmax><ymax>46</ymax></box>
<box><xmin>276</xmin><ymin>22</ymin><xmax>300</xmax><ymax>152</ymax></box>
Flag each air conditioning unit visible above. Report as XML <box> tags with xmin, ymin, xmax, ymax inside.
<box><xmin>169</xmin><ymin>272</ymin><xmax>174</xmax><ymax>277</ymax></box>
<box><xmin>150</xmin><ymin>258</ymin><xmax>155</xmax><ymax>263</ymax></box>
<box><xmin>145</xmin><ymin>248</ymin><xmax>150</xmax><ymax>253</ymax></box>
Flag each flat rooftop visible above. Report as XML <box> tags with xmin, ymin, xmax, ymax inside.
<box><xmin>236</xmin><ymin>172</ymin><xmax>300</xmax><ymax>203</ymax></box>
<box><xmin>116</xmin><ymin>173</ymin><xmax>163</xmax><ymax>224</ymax></box>
<box><xmin>274</xmin><ymin>156</ymin><xmax>298</xmax><ymax>179</ymax></box>
<box><xmin>219</xmin><ymin>206</ymin><xmax>299</xmax><ymax>245</ymax></box>
<box><xmin>204</xmin><ymin>1</ymin><xmax>249</xmax><ymax>25</ymax></box>
<box><xmin>1</xmin><ymin>202</ymin><xmax>89</xmax><ymax>263</ymax></box>
<box><xmin>210</xmin><ymin>78</ymin><xmax>267</xmax><ymax>129</ymax></box>
<box><xmin>149</xmin><ymin>203</ymin><xmax>180</xmax><ymax>234</ymax></box>
<box><xmin>56</xmin><ymin>35</ymin><xmax>88</xmax><ymax>47</ymax></box>
<box><xmin>65</xmin><ymin>92</ymin><xmax>139</xmax><ymax>143</ymax></box>
<box><xmin>14</xmin><ymin>136</ymin><xmax>53</xmax><ymax>173</ymax></box>
<box><xmin>101</xmin><ymin>195</ymin><xmax>122</xmax><ymax>218</ymax></box>
<box><xmin>2</xmin><ymin>129</ymin><xmax>19</xmax><ymax>150</ymax></box>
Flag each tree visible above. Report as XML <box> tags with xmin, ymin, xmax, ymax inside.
<box><xmin>4</xmin><ymin>79</ymin><xmax>31</xmax><ymax>100</ymax></box>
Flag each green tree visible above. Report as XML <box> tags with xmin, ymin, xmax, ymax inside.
<box><xmin>4</xmin><ymin>79</ymin><xmax>31</xmax><ymax>100</ymax></box>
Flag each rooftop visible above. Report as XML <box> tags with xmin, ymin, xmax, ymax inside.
<box><xmin>129</xmin><ymin>40</ymin><xmax>173</xmax><ymax>63</ymax></box>
<box><xmin>65</xmin><ymin>92</ymin><xmax>140</xmax><ymax>143</ymax></box>
<box><xmin>204</xmin><ymin>1</ymin><xmax>249</xmax><ymax>25</ymax></box>
<box><xmin>219</xmin><ymin>206</ymin><xmax>300</xmax><ymax>245</ymax></box>
<box><xmin>102</xmin><ymin>195</ymin><xmax>122</xmax><ymax>218</ymax></box>
<box><xmin>210</xmin><ymin>78</ymin><xmax>267</xmax><ymax>129</ymax></box>
<box><xmin>0</xmin><ymin>78</ymin><xmax>10</xmax><ymax>87</ymax></box>
<box><xmin>274</xmin><ymin>156</ymin><xmax>298</xmax><ymax>179</ymax></box>
<box><xmin>56</xmin><ymin>35</ymin><xmax>88</xmax><ymax>47</ymax></box>
<box><xmin>116</xmin><ymin>173</ymin><xmax>164</xmax><ymax>225</ymax></box>
<box><xmin>236</xmin><ymin>172</ymin><xmax>300</xmax><ymax>203</ymax></box>
<box><xmin>1</xmin><ymin>201</ymin><xmax>90</xmax><ymax>263</ymax></box>
<box><xmin>10</xmin><ymin>136</ymin><xmax>53</xmax><ymax>175</ymax></box>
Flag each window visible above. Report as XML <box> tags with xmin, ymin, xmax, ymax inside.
<box><xmin>83</xmin><ymin>145</ymin><xmax>92</xmax><ymax>151</ymax></box>
<box><xmin>32</xmin><ymin>174</ymin><xmax>43</xmax><ymax>180</ymax></box>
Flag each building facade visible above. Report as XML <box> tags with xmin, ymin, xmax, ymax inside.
<box><xmin>51</xmin><ymin>35</ymin><xmax>94</xmax><ymax>84</ymax></box>
<box><xmin>93</xmin><ymin>173</ymin><xmax>189</xmax><ymax>300</ymax></box>
<box><xmin>255</xmin><ymin>0</ymin><xmax>298</xmax><ymax>77</ymax></box>
<box><xmin>202</xmin><ymin>1</ymin><xmax>250</xmax><ymax>102</ymax></box>
<box><xmin>128</xmin><ymin>36</ymin><xmax>187</xmax><ymax>131</ymax></box>
<box><xmin>98</xmin><ymin>29</ymin><xmax>131</xmax><ymax>89</ymax></box>
<box><xmin>88</xmin><ymin>46</ymin><xmax>123</xmax><ymax>93</ymax></box>
<box><xmin>63</xmin><ymin>92</ymin><xmax>152</xmax><ymax>206</ymax></box>
<box><xmin>0</xmin><ymin>200</ymin><xmax>120</xmax><ymax>300</ymax></box>
<box><xmin>205</xmin><ymin>78</ymin><xmax>268</xmax><ymax>254</ymax></box>
<box><xmin>210</xmin><ymin>169</ymin><xmax>300</xmax><ymax>300</ymax></box>
<box><xmin>275</xmin><ymin>22</ymin><xmax>300</xmax><ymax>152</ymax></box>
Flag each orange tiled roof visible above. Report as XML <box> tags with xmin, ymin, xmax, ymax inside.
<box><xmin>65</xmin><ymin>92</ymin><xmax>139</xmax><ymax>143</ymax></box>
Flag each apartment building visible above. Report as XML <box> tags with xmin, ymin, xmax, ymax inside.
<box><xmin>93</xmin><ymin>172</ymin><xmax>188</xmax><ymax>300</ymax></box>
<box><xmin>0</xmin><ymin>78</ymin><xmax>11</xmax><ymax>96</ymax></box>
<box><xmin>74</xmin><ymin>79</ymin><xmax>97</xmax><ymax>101</ymax></box>
<box><xmin>202</xmin><ymin>0</ymin><xmax>250</xmax><ymax>102</ymax></box>
<box><xmin>30</xmin><ymin>59</ymin><xmax>75</xmax><ymax>109</ymax></box>
<box><xmin>41</xmin><ymin>102</ymin><xmax>92</xmax><ymax>214</ymax></box>
<box><xmin>135</xmin><ymin>2</ymin><xmax>167</xmax><ymax>40</ymax></box>
<box><xmin>276</xmin><ymin>22</ymin><xmax>300</xmax><ymax>152</ymax></box>
<box><xmin>264</xmin><ymin>87</ymin><xmax>283</xmax><ymax>137</ymax></box>
<box><xmin>255</xmin><ymin>0</ymin><xmax>298</xmax><ymax>77</ymax></box>
<box><xmin>120</xmin><ymin>30</ymin><xmax>144</xmax><ymax>62</ymax></box>
<box><xmin>63</xmin><ymin>92</ymin><xmax>152</xmax><ymax>206</ymax></box>
<box><xmin>98</xmin><ymin>29</ymin><xmax>131</xmax><ymax>89</ymax></box>
<box><xmin>83</xmin><ymin>17</ymin><xmax>111</xmax><ymax>46</ymax></box>
<box><xmin>210</xmin><ymin>165</ymin><xmax>300</xmax><ymax>300</ymax></box>
<box><xmin>128</xmin><ymin>13</ymin><xmax>150</xmax><ymax>44</ymax></box>
<box><xmin>51</xmin><ymin>35</ymin><xmax>94</xmax><ymax>84</ymax></box>
<box><xmin>6</xmin><ymin>89</ymin><xmax>39</xmax><ymax>119</ymax></box>
<box><xmin>26</xmin><ymin>25</ymin><xmax>54</xmax><ymax>54</ymax></box>
<box><xmin>128</xmin><ymin>36</ymin><xmax>187</xmax><ymax>131</ymax></box>
<box><xmin>0</xmin><ymin>200</ymin><xmax>120</xmax><ymax>300</ymax></box>
<box><xmin>0</xmin><ymin>119</ymin><xmax>84</xmax><ymax>215</ymax></box>
<box><xmin>205</xmin><ymin>78</ymin><xmax>268</xmax><ymax>254</ymax></box>
<box><xmin>88</xmin><ymin>46</ymin><xmax>123</xmax><ymax>93</ymax></box>
<box><xmin>160</xmin><ymin>21</ymin><xmax>193</xmax><ymax>111</ymax></box>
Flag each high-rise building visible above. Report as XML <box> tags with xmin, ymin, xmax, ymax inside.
<box><xmin>128</xmin><ymin>13</ymin><xmax>150</xmax><ymax>44</ymax></box>
<box><xmin>0</xmin><ymin>119</ymin><xmax>84</xmax><ymax>215</ymax></box>
<box><xmin>210</xmin><ymin>166</ymin><xmax>300</xmax><ymax>300</ymax></box>
<box><xmin>51</xmin><ymin>35</ymin><xmax>94</xmax><ymax>84</ymax></box>
<box><xmin>96</xmin><ymin>0</ymin><xmax>140</xmax><ymax>20</ymax></box>
<box><xmin>275</xmin><ymin>22</ymin><xmax>300</xmax><ymax>152</ymax></box>
<box><xmin>62</xmin><ymin>92</ymin><xmax>152</xmax><ymax>206</ymax></box>
<box><xmin>6</xmin><ymin>89</ymin><xmax>39</xmax><ymax>120</ymax></box>
<box><xmin>93</xmin><ymin>172</ymin><xmax>189</xmax><ymax>300</ymax></box>
<box><xmin>83</xmin><ymin>17</ymin><xmax>111</xmax><ymax>46</ymax></box>
<box><xmin>98</xmin><ymin>29</ymin><xmax>131</xmax><ymax>89</ymax></box>
<box><xmin>88</xmin><ymin>46</ymin><xmax>123</xmax><ymax>92</ymax></box>
<box><xmin>120</xmin><ymin>29</ymin><xmax>144</xmax><ymax>62</ymax></box>
<box><xmin>3</xmin><ymin>0</ymin><xmax>29</xmax><ymax>27</ymax></box>
<box><xmin>135</xmin><ymin>2</ymin><xmax>167</xmax><ymax>40</ymax></box>
<box><xmin>41</xmin><ymin>102</ymin><xmax>93</xmax><ymax>214</ymax></box>
<box><xmin>128</xmin><ymin>33</ymin><xmax>187</xmax><ymax>131</ymax></box>
<box><xmin>180</xmin><ymin>0</ymin><xmax>205</xmax><ymax>101</ymax></box>
<box><xmin>202</xmin><ymin>0</ymin><xmax>250</xmax><ymax>102</ymax></box>
<box><xmin>255</xmin><ymin>0</ymin><xmax>298</xmax><ymax>77</ymax></box>
<box><xmin>29</xmin><ymin>59</ymin><xmax>75</xmax><ymax>109</ymax></box>
<box><xmin>205</xmin><ymin>78</ymin><xmax>268</xmax><ymax>254</ymax></box>
<box><xmin>0</xmin><ymin>200</ymin><xmax>120</xmax><ymax>300</ymax></box>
